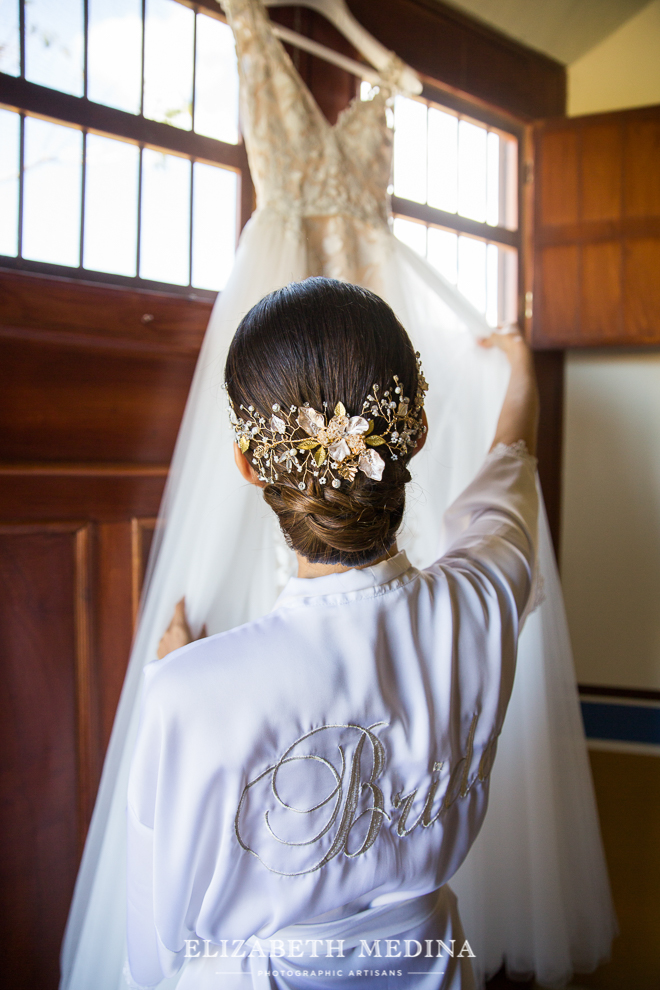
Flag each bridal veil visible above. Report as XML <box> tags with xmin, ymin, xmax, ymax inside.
<box><xmin>60</xmin><ymin>1</ymin><xmax>616</xmax><ymax>987</ymax></box>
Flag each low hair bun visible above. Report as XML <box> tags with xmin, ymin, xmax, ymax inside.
<box><xmin>225</xmin><ymin>278</ymin><xmax>419</xmax><ymax>568</ymax></box>
<box><xmin>263</xmin><ymin>466</ymin><xmax>409</xmax><ymax>566</ymax></box>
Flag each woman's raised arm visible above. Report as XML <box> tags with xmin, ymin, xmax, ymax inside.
<box><xmin>480</xmin><ymin>329</ymin><xmax>539</xmax><ymax>456</ymax></box>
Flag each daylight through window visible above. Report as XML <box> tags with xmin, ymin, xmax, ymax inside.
<box><xmin>386</xmin><ymin>88</ymin><xmax>520</xmax><ymax>328</ymax></box>
<box><xmin>0</xmin><ymin>0</ymin><xmax>242</xmax><ymax>292</ymax></box>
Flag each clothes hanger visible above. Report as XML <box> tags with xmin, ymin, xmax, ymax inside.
<box><xmin>261</xmin><ymin>0</ymin><xmax>423</xmax><ymax>95</ymax></box>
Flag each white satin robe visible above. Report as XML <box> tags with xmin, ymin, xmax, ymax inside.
<box><xmin>126</xmin><ymin>445</ymin><xmax>538</xmax><ymax>990</ymax></box>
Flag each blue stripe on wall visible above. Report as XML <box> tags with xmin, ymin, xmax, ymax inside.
<box><xmin>581</xmin><ymin>701</ymin><xmax>660</xmax><ymax>745</ymax></box>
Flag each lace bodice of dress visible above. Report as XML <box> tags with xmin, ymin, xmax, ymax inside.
<box><xmin>223</xmin><ymin>0</ymin><xmax>395</xmax><ymax>228</ymax></box>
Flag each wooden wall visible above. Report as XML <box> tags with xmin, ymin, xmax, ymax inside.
<box><xmin>0</xmin><ymin>4</ymin><xmax>571</xmax><ymax>988</ymax></box>
<box><xmin>533</xmin><ymin>104</ymin><xmax>660</xmax><ymax>348</ymax></box>
<box><xmin>349</xmin><ymin>0</ymin><xmax>565</xmax><ymax>120</ymax></box>
<box><xmin>0</xmin><ymin>271</ymin><xmax>212</xmax><ymax>988</ymax></box>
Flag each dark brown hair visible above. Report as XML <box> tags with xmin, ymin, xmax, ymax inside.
<box><xmin>224</xmin><ymin>277</ymin><xmax>419</xmax><ymax>567</ymax></box>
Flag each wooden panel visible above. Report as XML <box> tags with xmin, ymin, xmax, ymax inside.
<box><xmin>534</xmin><ymin>216</ymin><xmax>660</xmax><ymax>247</ymax></box>
<box><xmin>0</xmin><ymin>269</ymin><xmax>212</xmax><ymax>355</ymax></box>
<box><xmin>624</xmin><ymin>117</ymin><xmax>660</xmax><ymax>218</ymax></box>
<box><xmin>464</xmin><ymin>30</ymin><xmax>542</xmax><ymax>123</ymax></box>
<box><xmin>132</xmin><ymin>518</ymin><xmax>158</xmax><ymax>624</ymax></box>
<box><xmin>533</xmin><ymin>105</ymin><xmax>660</xmax><ymax>347</ymax></box>
<box><xmin>73</xmin><ymin>524</ymin><xmax>97</xmax><ymax>834</ymax></box>
<box><xmin>95</xmin><ymin>518</ymin><xmax>159</xmax><ymax>758</ymax></box>
<box><xmin>538</xmin><ymin>244</ymin><xmax>579</xmax><ymax>344</ymax></box>
<box><xmin>581</xmin><ymin>123</ymin><xmax>622</xmax><ymax>222</ymax></box>
<box><xmin>271</xmin><ymin>6</ymin><xmax>359</xmax><ymax>126</ymax></box>
<box><xmin>533</xmin><ymin>350</ymin><xmax>564</xmax><ymax>557</ymax></box>
<box><xmin>581</xmin><ymin>241</ymin><xmax>622</xmax><ymax>342</ymax></box>
<box><xmin>0</xmin><ymin>269</ymin><xmax>189</xmax><ymax>988</ymax></box>
<box><xmin>96</xmin><ymin>523</ymin><xmax>134</xmax><ymax>755</ymax></box>
<box><xmin>307</xmin><ymin>16</ymin><xmax>359</xmax><ymax>125</ymax></box>
<box><xmin>0</xmin><ymin>466</ymin><xmax>167</xmax><ymax>521</ymax></box>
<box><xmin>624</xmin><ymin>238</ymin><xmax>660</xmax><ymax>343</ymax></box>
<box><xmin>0</xmin><ymin>524</ymin><xmax>86</xmax><ymax>990</ymax></box>
<box><xmin>349</xmin><ymin>0</ymin><xmax>565</xmax><ymax>119</ymax></box>
<box><xmin>539</xmin><ymin>129</ymin><xmax>579</xmax><ymax>226</ymax></box>
<box><xmin>0</xmin><ymin>336</ymin><xmax>196</xmax><ymax>463</ymax></box>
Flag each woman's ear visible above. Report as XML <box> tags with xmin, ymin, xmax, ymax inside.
<box><xmin>411</xmin><ymin>409</ymin><xmax>428</xmax><ymax>458</ymax></box>
<box><xmin>233</xmin><ymin>442</ymin><xmax>266</xmax><ymax>488</ymax></box>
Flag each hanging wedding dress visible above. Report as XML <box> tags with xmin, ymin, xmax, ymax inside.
<box><xmin>59</xmin><ymin>1</ymin><xmax>616</xmax><ymax>987</ymax></box>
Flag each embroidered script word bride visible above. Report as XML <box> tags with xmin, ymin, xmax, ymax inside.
<box><xmin>234</xmin><ymin>719</ymin><xmax>495</xmax><ymax>876</ymax></box>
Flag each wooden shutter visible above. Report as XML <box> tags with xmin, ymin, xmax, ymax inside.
<box><xmin>531</xmin><ymin>104</ymin><xmax>660</xmax><ymax>347</ymax></box>
<box><xmin>0</xmin><ymin>269</ymin><xmax>211</xmax><ymax>988</ymax></box>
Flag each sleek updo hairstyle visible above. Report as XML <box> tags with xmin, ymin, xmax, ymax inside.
<box><xmin>225</xmin><ymin>277</ymin><xmax>420</xmax><ymax>567</ymax></box>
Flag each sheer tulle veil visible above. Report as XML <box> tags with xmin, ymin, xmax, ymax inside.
<box><xmin>60</xmin><ymin>215</ymin><xmax>616</xmax><ymax>990</ymax></box>
<box><xmin>59</xmin><ymin>0</ymin><xmax>616</xmax><ymax>984</ymax></box>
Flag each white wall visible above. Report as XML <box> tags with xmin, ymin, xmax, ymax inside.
<box><xmin>561</xmin><ymin>354</ymin><xmax>660</xmax><ymax>689</ymax></box>
<box><xmin>560</xmin><ymin>4</ymin><xmax>660</xmax><ymax>690</ymax></box>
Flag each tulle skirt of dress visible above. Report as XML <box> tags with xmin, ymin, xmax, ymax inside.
<box><xmin>59</xmin><ymin>209</ymin><xmax>616</xmax><ymax>990</ymax></box>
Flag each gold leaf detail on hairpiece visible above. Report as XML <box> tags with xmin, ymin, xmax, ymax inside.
<box><xmin>238</xmin><ymin>436</ymin><xmax>250</xmax><ymax>453</ymax></box>
<box><xmin>338</xmin><ymin>462</ymin><xmax>358</xmax><ymax>481</ymax></box>
<box><xmin>313</xmin><ymin>447</ymin><xmax>327</xmax><ymax>467</ymax></box>
<box><xmin>366</xmin><ymin>435</ymin><xmax>385</xmax><ymax>446</ymax></box>
<box><xmin>298</xmin><ymin>438</ymin><xmax>321</xmax><ymax>450</ymax></box>
<box><xmin>366</xmin><ymin>419</ymin><xmax>374</xmax><ymax>436</ymax></box>
<box><xmin>334</xmin><ymin>402</ymin><xmax>346</xmax><ymax>417</ymax></box>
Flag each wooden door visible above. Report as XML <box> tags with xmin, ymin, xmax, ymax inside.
<box><xmin>0</xmin><ymin>270</ymin><xmax>211</xmax><ymax>988</ymax></box>
<box><xmin>531</xmin><ymin>104</ymin><xmax>660</xmax><ymax>348</ymax></box>
<box><xmin>0</xmin><ymin>11</ymin><xmax>571</xmax><ymax>987</ymax></box>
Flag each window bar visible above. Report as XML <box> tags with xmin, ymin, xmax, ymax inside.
<box><xmin>192</xmin><ymin>7</ymin><xmax>198</xmax><ymax>134</ymax></box>
<box><xmin>188</xmin><ymin>160</ymin><xmax>194</xmax><ymax>287</ymax></box>
<box><xmin>136</xmin><ymin>147</ymin><xmax>143</xmax><ymax>277</ymax></box>
<box><xmin>498</xmin><ymin>137</ymin><xmax>507</xmax><ymax>231</ymax></box>
<box><xmin>497</xmin><ymin>247</ymin><xmax>506</xmax><ymax>327</ymax></box>
<box><xmin>17</xmin><ymin>113</ymin><xmax>25</xmax><ymax>259</ymax></box>
<box><xmin>485</xmin><ymin>129</ymin><xmax>490</xmax><ymax>227</ymax></box>
<box><xmin>79</xmin><ymin>130</ymin><xmax>87</xmax><ymax>269</ymax></box>
<box><xmin>499</xmin><ymin>137</ymin><xmax>509</xmax><ymax>316</ymax></box>
<box><xmin>19</xmin><ymin>0</ymin><xmax>25</xmax><ymax>79</ymax></box>
<box><xmin>137</xmin><ymin>0</ymin><xmax>146</xmax><ymax>278</ymax></box>
<box><xmin>425</xmin><ymin>101</ymin><xmax>429</xmax><ymax>207</ymax></box>
<box><xmin>140</xmin><ymin>0</ymin><xmax>147</xmax><ymax>117</ymax></box>
<box><xmin>83</xmin><ymin>0</ymin><xmax>89</xmax><ymax>100</ymax></box>
<box><xmin>455</xmin><ymin>115</ymin><xmax>460</xmax><ymax>220</ymax></box>
<box><xmin>189</xmin><ymin>10</ymin><xmax>198</xmax><ymax>286</ymax></box>
<box><xmin>292</xmin><ymin>5</ymin><xmax>302</xmax><ymax>72</ymax></box>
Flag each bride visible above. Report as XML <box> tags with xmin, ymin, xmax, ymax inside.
<box><xmin>60</xmin><ymin>1</ymin><xmax>615</xmax><ymax>987</ymax></box>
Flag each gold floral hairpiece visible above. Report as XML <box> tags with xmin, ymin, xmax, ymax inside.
<box><xmin>225</xmin><ymin>353</ymin><xmax>428</xmax><ymax>490</ymax></box>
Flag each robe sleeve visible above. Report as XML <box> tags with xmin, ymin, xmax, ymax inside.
<box><xmin>439</xmin><ymin>440</ymin><xmax>540</xmax><ymax>624</ymax></box>
<box><xmin>125</xmin><ymin>665</ymin><xmax>171</xmax><ymax>989</ymax></box>
<box><xmin>425</xmin><ymin>442</ymin><xmax>540</xmax><ymax>761</ymax></box>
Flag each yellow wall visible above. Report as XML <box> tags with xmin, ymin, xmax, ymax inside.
<box><xmin>559</xmin><ymin>13</ymin><xmax>660</xmax><ymax>989</ymax></box>
<box><xmin>561</xmin><ymin>2</ymin><xmax>660</xmax><ymax>694</ymax></box>
<box><xmin>568</xmin><ymin>0</ymin><xmax>660</xmax><ymax>115</ymax></box>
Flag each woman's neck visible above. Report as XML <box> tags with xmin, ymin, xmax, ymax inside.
<box><xmin>296</xmin><ymin>543</ymin><xmax>399</xmax><ymax>579</ymax></box>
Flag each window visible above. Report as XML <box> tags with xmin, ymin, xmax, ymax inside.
<box><xmin>382</xmin><ymin>84</ymin><xmax>521</xmax><ymax>328</ymax></box>
<box><xmin>0</xmin><ymin>0</ymin><xmax>247</xmax><ymax>294</ymax></box>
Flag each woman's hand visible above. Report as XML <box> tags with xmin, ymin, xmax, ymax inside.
<box><xmin>479</xmin><ymin>326</ymin><xmax>539</xmax><ymax>456</ymax></box>
<box><xmin>478</xmin><ymin>325</ymin><xmax>527</xmax><ymax>359</ymax></box>
<box><xmin>156</xmin><ymin>598</ymin><xmax>207</xmax><ymax>659</ymax></box>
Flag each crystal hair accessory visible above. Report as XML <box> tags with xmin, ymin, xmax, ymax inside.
<box><xmin>225</xmin><ymin>354</ymin><xmax>428</xmax><ymax>489</ymax></box>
